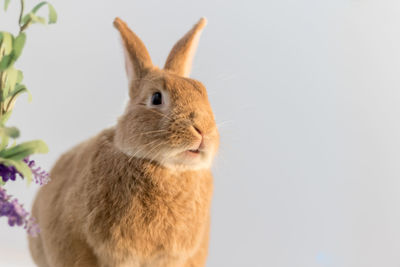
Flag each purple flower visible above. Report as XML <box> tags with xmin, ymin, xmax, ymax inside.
<box><xmin>0</xmin><ymin>158</ymin><xmax>48</xmax><ymax>235</ymax></box>
<box><xmin>26</xmin><ymin>216</ymin><xmax>40</xmax><ymax>236</ymax></box>
<box><xmin>0</xmin><ymin>164</ymin><xmax>18</xmax><ymax>183</ymax></box>
<box><xmin>0</xmin><ymin>187</ymin><xmax>40</xmax><ymax>236</ymax></box>
<box><xmin>0</xmin><ymin>158</ymin><xmax>50</xmax><ymax>185</ymax></box>
<box><xmin>24</xmin><ymin>158</ymin><xmax>50</xmax><ymax>185</ymax></box>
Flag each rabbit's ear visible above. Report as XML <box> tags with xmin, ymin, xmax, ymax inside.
<box><xmin>114</xmin><ymin>17</ymin><xmax>153</xmax><ymax>85</ymax></box>
<box><xmin>164</xmin><ymin>18</ymin><xmax>207</xmax><ymax>77</ymax></box>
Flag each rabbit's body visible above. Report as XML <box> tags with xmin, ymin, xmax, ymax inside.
<box><xmin>29</xmin><ymin>128</ymin><xmax>212</xmax><ymax>267</ymax></box>
<box><xmin>28</xmin><ymin>17</ymin><xmax>219</xmax><ymax>267</ymax></box>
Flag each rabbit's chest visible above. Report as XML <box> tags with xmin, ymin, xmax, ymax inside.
<box><xmin>126</xmin><ymin>190</ymin><xmax>208</xmax><ymax>252</ymax></box>
<box><xmin>104</xmin><ymin>180</ymin><xmax>211</xmax><ymax>262</ymax></box>
<box><xmin>85</xmin><ymin>165</ymin><xmax>213</xmax><ymax>264</ymax></box>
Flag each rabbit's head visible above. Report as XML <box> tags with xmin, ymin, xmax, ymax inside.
<box><xmin>113</xmin><ymin>18</ymin><xmax>219</xmax><ymax>171</ymax></box>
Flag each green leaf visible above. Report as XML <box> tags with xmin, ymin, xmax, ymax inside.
<box><xmin>24</xmin><ymin>13</ymin><xmax>46</xmax><ymax>25</ymax></box>
<box><xmin>16</xmin><ymin>70</ymin><xmax>23</xmax><ymax>83</ymax></box>
<box><xmin>12</xmin><ymin>33</ymin><xmax>26</xmax><ymax>61</ymax></box>
<box><xmin>0</xmin><ymin>32</ymin><xmax>13</xmax><ymax>56</ymax></box>
<box><xmin>31</xmin><ymin>1</ymin><xmax>47</xmax><ymax>13</ymax></box>
<box><xmin>0</xmin><ymin>133</ymin><xmax>9</xmax><ymax>150</ymax></box>
<box><xmin>47</xmin><ymin>3</ymin><xmax>57</xmax><ymax>24</ymax></box>
<box><xmin>4</xmin><ymin>0</ymin><xmax>10</xmax><ymax>11</ymax></box>
<box><xmin>9</xmin><ymin>83</ymin><xmax>28</xmax><ymax>98</ymax></box>
<box><xmin>6</xmin><ymin>67</ymin><xmax>17</xmax><ymax>91</ymax></box>
<box><xmin>0</xmin><ymin>110</ymin><xmax>12</xmax><ymax>124</ymax></box>
<box><xmin>0</xmin><ymin>140</ymin><xmax>48</xmax><ymax>160</ymax></box>
<box><xmin>0</xmin><ymin>55</ymin><xmax>12</xmax><ymax>70</ymax></box>
<box><xmin>0</xmin><ymin>158</ymin><xmax>33</xmax><ymax>184</ymax></box>
<box><xmin>32</xmin><ymin>2</ymin><xmax>57</xmax><ymax>24</ymax></box>
<box><xmin>20</xmin><ymin>14</ymin><xmax>30</xmax><ymax>25</ymax></box>
<box><xmin>3</xmin><ymin>83</ymin><xmax>31</xmax><ymax>112</ymax></box>
<box><xmin>31</xmin><ymin>14</ymin><xmax>46</xmax><ymax>24</ymax></box>
<box><xmin>1</xmin><ymin>67</ymin><xmax>18</xmax><ymax>100</ymax></box>
<box><xmin>0</xmin><ymin>126</ymin><xmax>20</xmax><ymax>138</ymax></box>
<box><xmin>22</xmin><ymin>2</ymin><xmax>57</xmax><ymax>26</ymax></box>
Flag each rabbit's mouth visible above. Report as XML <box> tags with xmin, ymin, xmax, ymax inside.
<box><xmin>186</xmin><ymin>140</ymin><xmax>204</xmax><ymax>156</ymax></box>
<box><xmin>159</xmin><ymin>143</ymin><xmax>216</xmax><ymax>171</ymax></box>
<box><xmin>186</xmin><ymin>134</ymin><xmax>205</xmax><ymax>155</ymax></box>
<box><xmin>188</xmin><ymin>149</ymin><xmax>200</xmax><ymax>154</ymax></box>
<box><xmin>185</xmin><ymin>149</ymin><xmax>202</xmax><ymax>158</ymax></box>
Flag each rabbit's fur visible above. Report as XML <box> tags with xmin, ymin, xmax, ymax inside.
<box><xmin>28</xmin><ymin>17</ymin><xmax>219</xmax><ymax>267</ymax></box>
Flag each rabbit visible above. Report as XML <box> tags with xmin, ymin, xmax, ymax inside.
<box><xmin>28</xmin><ymin>17</ymin><xmax>219</xmax><ymax>267</ymax></box>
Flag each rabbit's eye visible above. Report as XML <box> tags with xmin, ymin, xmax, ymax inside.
<box><xmin>151</xmin><ymin>92</ymin><xmax>162</xmax><ymax>105</ymax></box>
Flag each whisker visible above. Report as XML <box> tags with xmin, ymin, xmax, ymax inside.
<box><xmin>141</xmin><ymin>142</ymin><xmax>167</xmax><ymax>163</ymax></box>
<box><xmin>128</xmin><ymin>139</ymin><xmax>160</xmax><ymax>161</ymax></box>
<box><xmin>137</xmin><ymin>129</ymin><xmax>168</xmax><ymax>135</ymax></box>
<box><xmin>216</xmin><ymin>120</ymin><xmax>234</xmax><ymax>128</ymax></box>
<box><xmin>146</xmin><ymin>108</ymin><xmax>174</xmax><ymax>122</ymax></box>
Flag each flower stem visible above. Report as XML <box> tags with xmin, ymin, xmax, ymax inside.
<box><xmin>18</xmin><ymin>0</ymin><xmax>30</xmax><ymax>33</ymax></box>
<box><xmin>19</xmin><ymin>0</ymin><xmax>24</xmax><ymax>25</ymax></box>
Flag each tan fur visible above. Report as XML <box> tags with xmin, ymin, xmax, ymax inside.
<box><xmin>28</xmin><ymin>17</ymin><xmax>219</xmax><ymax>267</ymax></box>
<box><xmin>164</xmin><ymin>18</ymin><xmax>207</xmax><ymax>77</ymax></box>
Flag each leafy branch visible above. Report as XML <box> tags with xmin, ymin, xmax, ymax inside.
<box><xmin>0</xmin><ymin>0</ymin><xmax>56</xmax><ymax>235</ymax></box>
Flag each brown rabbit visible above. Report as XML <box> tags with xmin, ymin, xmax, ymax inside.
<box><xmin>28</xmin><ymin>17</ymin><xmax>219</xmax><ymax>267</ymax></box>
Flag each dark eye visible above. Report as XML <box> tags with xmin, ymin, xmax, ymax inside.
<box><xmin>151</xmin><ymin>92</ymin><xmax>162</xmax><ymax>105</ymax></box>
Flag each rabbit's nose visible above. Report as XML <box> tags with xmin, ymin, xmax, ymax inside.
<box><xmin>192</xmin><ymin>126</ymin><xmax>205</xmax><ymax>150</ymax></box>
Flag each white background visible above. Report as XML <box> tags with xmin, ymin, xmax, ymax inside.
<box><xmin>2</xmin><ymin>0</ymin><xmax>400</xmax><ymax>266</ymax></box>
